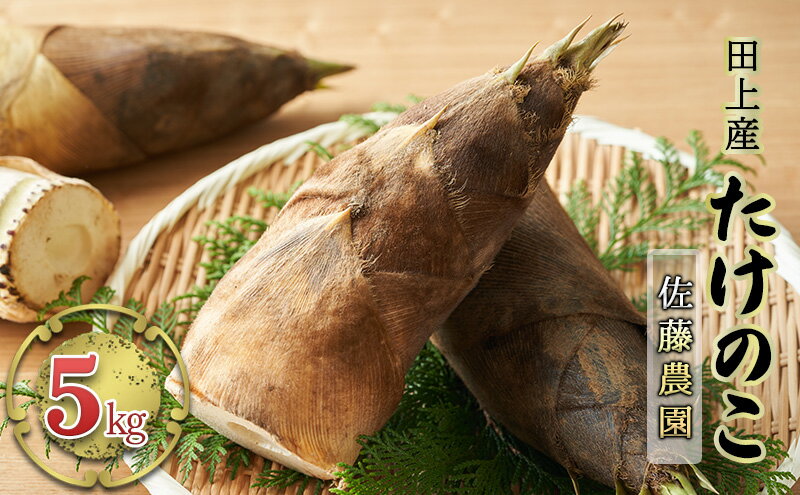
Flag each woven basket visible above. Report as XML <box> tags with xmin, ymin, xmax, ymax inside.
<box><xmin>104</xmin><ymin>113</ymin><xmax>800</xmax><ymax>494</ymax></box>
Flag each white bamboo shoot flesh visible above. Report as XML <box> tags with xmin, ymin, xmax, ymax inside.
<box><xmin>0</xmin><ymin>157</ymin><xmax>120</xmax><ymax>322</ymax></box>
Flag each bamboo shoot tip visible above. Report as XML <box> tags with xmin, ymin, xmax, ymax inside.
<box><xmin>500</xmin><ymin>43</ymin><xmax>537</xmax><ymax>83</ymax></box>
<box><xmin>325</xmin><ymin>207</ymin><xmax>352</xmax><ymax>231</ymax></box>
<box><xmin>307</xmin><ymin>58</ymin><xmax>355</xmax><ymax>81</ymax></box>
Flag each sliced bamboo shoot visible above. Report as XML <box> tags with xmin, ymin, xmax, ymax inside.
<box><xmin>0</xmin><ymin>157</ymin><xmax>120</xmax><ymax>322</ymax></box>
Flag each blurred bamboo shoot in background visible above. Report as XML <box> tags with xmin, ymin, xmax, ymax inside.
<box><xmin>0</xmin><ymin>25</ymin><xmax>352</xmax><ymax>175</ymax></box>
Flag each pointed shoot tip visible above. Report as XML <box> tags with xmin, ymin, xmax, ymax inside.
<box><xmin>549</xmin><ymin>16</ymin><xmax>628</xmax><ymax>71</ymax></box>
<box><xmin>539</xmin><ymin>15</ymin><xmax>592</xmax><ymax>62</ymax></box>
<box><xmin>568</xmin><ymin>14</ymin><xmax>593</xmax><ymax>42</ymax></box>
<box><xmin>307</xmin><ymin>58</ymin><xmax>356</xmax><ymax>81</ymax></box>
<box><xmin>501</xmin><ymin>43</ymin><xmax>538</xmax><ymax>83</ymax></box>
<box><xmin>606</xmin><ymin>13</ymin><xmax>624</xmax><ymax>26</ymax></box>
<box><xmin>417</xmin><ymin>105</ymin><xmax>449</xmax><ymax>134</ymax></box>
<box><xmin>325</xmin><ymin>207</ymin><xmax>352</xmax><ymax>231</ymax></box>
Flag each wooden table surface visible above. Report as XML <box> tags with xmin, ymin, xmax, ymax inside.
<box><xmin>1</xmin><ymin>1</ymin><xmax>799</xmax><ymax>493</ymax></box>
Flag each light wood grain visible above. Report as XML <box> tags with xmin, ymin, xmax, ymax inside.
<box><xmin>1</xmin><ymin>0</ymin><xmax>798</xmax><ymax>493</ymax></box>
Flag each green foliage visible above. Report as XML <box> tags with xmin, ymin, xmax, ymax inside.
<box><xmin>249</xmin><ymin>345</ymin><xmax>595</xmax><ymax>495</ymax></box>
<box><xmin>194</xmin><ymin>215</ymin><xmax>267</xmax><ymax>284</ymax></box>
<box><xmin>225</xmin><ymin>446</ymin><xmax>252</xmax><ymax>480</ymax></box>
<box><xmin>370</xmin><ymin>101</ymin><xmax>408</xmax><ymax>114</ymax></box>
<box><xmin>631</xmin><ymin>293</ymin><xmax>648</xmax><ymax>313</ymax></box>
<box><xmin>129</xmin><ymin>182</ymin><xmax>298</xmax><ymax>483</ymax></box>
<box><xmin>128</xmin><ymin>384</ymin><xmax>234</xmax><ymax>483</ymax></box>
<box><xmin>306</xmin><ymin>140</ymin><xmax>334</xmax><ymax>161</ymax></box>
<box><xmin>129</xmin><ymin>387</ymin><xmax>175</xmax><ymax>474</ymax></box>
<box><xmin>691</xmin><ymin>362</ymin><xmax>794</xmax><ymax>495</ymax></box>
<box><xmin>565</xmin><ymin>131</ymin><xmax>754</xmax><ymax>272</ymax></box>
<box><xmin>564</xmin><ymin>129</ymin><xmax>792</xmax><ymax>493</ymax></box>
<box><xmin>192</xmin><ymin>185</ymin><xmax>298</xmax><ymax>286</ymax></box>
<box><xmin>248</xmin><ymin>182</ymin><xmax>301</xmax><ymax>211</ymax></box>
<box><xmin>3</xmin><ymin>275</ymin><xmax>235</xmax><ymax>481</ymax></box>
<box><xmin>36</xmin><ymin>275</ymin><xmax>89</xmax><ymax>318</ymax></box>
<box><xmin>563</xmin><ymin>130</ymin><xmax>792</xmax><ymax>493</ymax></box>
<box><xmin>178</xmin><ymin>184</ymin><xmax>299</xmax><ymax>324</ymax></box>
<box><xmin>36</xmin><ymin>275</ymin><xmax>115</xmax><ymax>329</ymax></box>
<box><xmin>565</xmin><ymin>180</ymin><xmax>601</xmax><ymax>254</ymax></box>
<box><xmin>339</xmin><ymin>114</ymin><xmax>383</xmax><ymax>134</ymax></box>
<box><xmin>342</xmin><ymin>95</ymin><xmax>421</xmax><ymax>134</ymax></box>
<box><xmin>139</xmin><ymin>385</ymin><xmax>234</xmax><ymax>483</ymax></box>
<box><xmin>370</xmin><ymin>94</ymin><xmax>423</xmax><ymax>114</ymax></box>
<box><xmin>105</xmin><ymin>453</ymin><xmax>122</xmax><ymax>473</ymax></box>
<box><xmin>331</xmin><ymin>343</ymin><xmax>600</xmax><ymax>495</ymax></box>
<box><xmin>0</xmin><ymin>380</ymin><xmax>39</xmax><ymax>436</ymax></box>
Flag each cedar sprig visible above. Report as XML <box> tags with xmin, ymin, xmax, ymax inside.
<box><xmin>337</xmin><ymin>95</ymin><xmax>419</xmax><ymax>134</ymax></box>
<box><xmin>306</xmin><ymin>141</ymin><xmax>334</xmax><ymax>162</ymax></box>
<box><xmin>565</xmin><ymin>130</ymin><xmax>755</xmax><ymax>272</ymax></box>
<box><xmin>564</xmin><ymin>132</ymin><xmax>792</xmax><ymax>493</ymax></box>
<box><xmin>695</xmin><ymin>424</ymin><xmax>793</xmax><ymax>495</ymax></box>
<box><xmin>370</xmin><ymin>101</ymin><xmax>408</xmax><ymax>114</ymax></box>
<box><xmin>689</xmin><ymin>361</ymin><xmax>794</xmax><ymax>495</ymax></box>
<box><xmin>330</xmin><ymin>344</ymin><xmax>598</xmax><ymax>495</ymax></box>
<box><xmin>339</xmin><ymin>114</ymin><xmax>382</xmax><ymax>134</ymax></box>
<box><xmin>105</xmin><ymin>452</ymin><xmax>123</xmax><ymax>473</ymax></box>
<box><xmin>371</xmin><ymin>94</ymin><xmax>423</xmax><ymax>111</ymax></box>
<box><xmin>225</xmin><ymin>445</ymin><xmax>252</xmax><ymax>480</ymax></box>
<box><xmin>248</xmin><ymin>182</ymin><xmax>301</xmax><ymax>210</ymax></box>
<box><xmin>36</xmin><ymin>275</ymin><xmax>115</xmax><ymax>330</ymax></box>
<box><xmin>177</xmin><ymin>184</ymin><xmax>297</xmax><ymax>325</ymax></box>
<box><xmin>0</xmin><ymin>276</ymin><xmax>234</xmax><ymax>480</ymax></box>
<box><xmin>0</xmin><ymin>380</ymin><xmax>39</xmax><ymax>436</ymax></box>
<box><xmin>194</xmin><ymin>215</ymin><xmax>267</xmax><ymax>283</ymax></box>
<box><xmin>191</xmin><ymin>184</ymin><xmax>298</xmax><ymax>285</ymax></box>
<box><xmin>110</xmin><ymin>298</ymin><xmax>145</xmax><ymax>342</ymax></box>
<box><xmin>129</xmin><ymin>387</ymin><xmax>174</xmax><ymax>473</ymax></box>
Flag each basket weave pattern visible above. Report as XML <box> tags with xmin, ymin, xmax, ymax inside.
<box><xmin>116</xmin><ymin>127</ymin><xmax>799</xmax><ymax>494</ymax></box>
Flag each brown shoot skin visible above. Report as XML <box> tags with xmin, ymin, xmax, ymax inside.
<box><xmin>168</xmin><ymin>18</ymin><xmax>627</xmax><ymax>478</ymax></box>
<box><xmin>434</xmin><ymin>183</ymin><xmax>648</xmax><ymax>491</ymax></box>
<box><xmin>0</xmin><ymin>25</ymin><xmax>351</xmax><ymax>175</ymax></box>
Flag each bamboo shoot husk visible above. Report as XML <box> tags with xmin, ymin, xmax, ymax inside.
<box><xmin>434</xmin><ymin>183</ymin><xmax>647</xmax><ymax>491</ymax></box>
<box><xmin>167</xmin><ymin>18</ymin><xmax>627</xmax><ymax>479</ymax></box>
<box><xmin>0</xmin><ymin>25</ymin><xmax>352</xmax><ymax>175</ymax></box>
